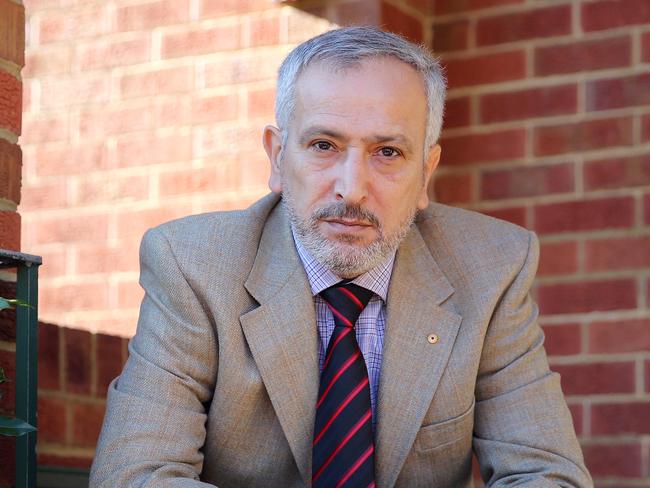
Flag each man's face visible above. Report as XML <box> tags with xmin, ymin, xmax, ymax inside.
<box><xmin>264</xmin><ymin>56</ymin><xmax>440</xmax><ymax>278</ymax></box>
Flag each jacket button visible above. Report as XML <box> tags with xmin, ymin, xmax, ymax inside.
<box><xmin>427</xmin><ymin>333</ymin><xmax>439</xmax><ymax>344</ymax></box>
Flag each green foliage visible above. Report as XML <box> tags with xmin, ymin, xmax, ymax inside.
<box><xmin>0</xmin><ymin>417</ymin><xmax>36</xmax><ymax>437</ymax></box>
<box><xmin>0</xmin><ymin>297</ymin><xmax>32</xmax><ymax>311</ymax></box>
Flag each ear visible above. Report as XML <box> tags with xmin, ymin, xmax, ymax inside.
<box><xmin>263</xmin><ymin>125</ymin><xmax>284</xmax><ymax>193</ymax></box>
<box><xmin>417</xmin><ymin>144</ymin><xmax>441</xmax><ymax>210</ymax></box>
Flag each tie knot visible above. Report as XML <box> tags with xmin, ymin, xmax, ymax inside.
<box><xmin>319</xmin><ymin>282</ymin><xmax>374</xmax><ymax>328</ymax></box>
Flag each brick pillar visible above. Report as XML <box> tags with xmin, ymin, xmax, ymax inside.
<box><xmin>0</xmin><ymin>0</ymin><xmax>24</xmax><ymax>251</ymax></box>
<box><xmin>0</xmin><ymin>0</ymin><xmax>25</xmax><ymax>485</ymax></box>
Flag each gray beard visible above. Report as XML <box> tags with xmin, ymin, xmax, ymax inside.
<box><xmin>281</xmin><ymin>187</ymin><xmax>417</xmax><ymax>279</ymax></box>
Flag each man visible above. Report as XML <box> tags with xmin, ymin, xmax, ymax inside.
<box><xmin>90</xmin><ymin>27</ymin><xmax>592</xmax><ymax>487</ymax></box>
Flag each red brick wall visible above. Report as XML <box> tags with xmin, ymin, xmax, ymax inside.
<box><xmin>0</xmin><ymin>0</ymin><xmax>25</xmax><ymax>485</ymax></box>
<box><xmin>16</xmin><ymin>0</ymin><xmax>650</xmax><ymax>484</ymax></box>
<box><xmin>432</xmin><ymin>0</ymin><xmax>650</xmax><ymax>484</ymax></box>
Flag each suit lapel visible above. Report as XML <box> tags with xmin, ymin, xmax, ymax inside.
<box><xmin>240</xmin><ymin>203</ymin><xmax>319</xmax><ymax>487</ymax></box>
<box><xmin>375</xmin><ymin>226</ymin><xmax>462</xmax><ymax>488</ymax></box>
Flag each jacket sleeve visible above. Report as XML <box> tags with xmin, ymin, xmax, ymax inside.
<box><xmin>89</xmin><ymin>227</ymin><xmax>219</xmax><ymax>487</ymax></box>
<box><xmin>473</xmin><ymin>231</ymin><xmax>593</xmax><ymax>487</ymax></box>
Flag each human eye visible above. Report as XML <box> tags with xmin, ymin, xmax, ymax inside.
<box><xmin>377</xmin><ymin>146</ymin><xmax>402</xmax><ymax>158</ymax></box>
<box><xmin>311</xmin><ymin>140</ymin><xmax>335</xmax><ymax>152</ymax></box>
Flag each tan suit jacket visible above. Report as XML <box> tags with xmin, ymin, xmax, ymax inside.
<box><xmin>90</xmin><ymin>193</ymin><xmax>592</xmax><ymax>487</ymax></box>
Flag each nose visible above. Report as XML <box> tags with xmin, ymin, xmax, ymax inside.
<box><xmin>334</xmin><ymin>149</ymin><xmax>368</xmax><ymax>205</ymax></box>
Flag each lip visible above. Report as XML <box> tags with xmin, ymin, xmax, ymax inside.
<box><xmin>323</xmin><ymin>218</ymin><xmax>373</xmax><ymax>227</ymax></box>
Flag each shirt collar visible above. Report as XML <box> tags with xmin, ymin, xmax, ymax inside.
<box><xmin>291</xmin><ymin>227</ymin><xmax>395</xmax><ymax>301</ymax></box>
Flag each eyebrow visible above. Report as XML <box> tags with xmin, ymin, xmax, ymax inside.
<box><xmin>298</xmin><ymin>126</ymin><xmax>414</xmax><ymax>153</ymax></box>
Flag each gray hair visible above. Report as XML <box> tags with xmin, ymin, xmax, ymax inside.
<box><xmin>275</xmin><ymin>26</ymin><xmax>446</xmax><ymax>152</ymax></box>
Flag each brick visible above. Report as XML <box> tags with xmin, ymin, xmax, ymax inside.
<box><xmin>480</xmin><ymin>84</ymin><xmax>577</xmax><ymax>124</ymax></box>
<box><xmin>567</xmin><ymin>403</ymin><xmax>583</xmax><ymax>435</ymax></box>
<box><xmin>34</xmin><ymin>143</ymin><xmax>108</xmax><ymax>177</ymax></box>
<box><xmin>96</xmin><ymin>334</ymin><xmax>125</xmax><ymax>397</ymax></box>
<box><xmin>116</xmin><ymin>0</ymin><xmax>190</xmax><ymax>31</ymax></box>
<box><xmin>381</xmin><ymin>2</ymin><xmax>423</xmax><ymax>43</ymax></box>
<box><xmin>79</xmin><ymin>106</ymin><xmax>150</xmax><ymax>139</ymax></box>
<box><xmin>533</xmin><ymin>197</ymin><xmax>634</xmax><ymax>234</ymax></box>
<box><xmin>117</xmin><ymin>281</ymin><xmax>144</xmax><ymax>310</ymax></box>
<box><xmin>0</xmin><ymin>0</ymin><xmax>25</xmax><ymax>66</ymax></box>
<box><xmin>535</xmin><ymin>36</ymin><xmax>632</xmax><ymax>76</ymax></box>
<box><xmin>541</xmin><ymin>323</ymin><xmax>581</xmax><ymax>356</ymax></box>
<box><xmin>433</xmin><ymin>20</ymin><xmax>469</xmax><ymax>53</ymax></box>
<box><xmin>480</xmin><ymin>207</ymin><xmax>527</xmax><ymax>227</ymax></box>
<box><xmin>0</xmin><ymin>139</ymin><xmax>21</xmax><ymax>204</ymax></box>
<box><xmin>440</xmin><ymin>129</ymin><xmax>526</xmax><ymax>166</ymax></box>
<box><xmin>115</xmin><ymin>133</ymin><xmax>192</xmax><ymax>167</ymax></box>
<box><xmin>71</xmin><ymin>401</ymin><xmax>105</xmax><ymax>447</ymax></box>
<box><xmin>444</xmin><ymin>50</ymin><xmax>526</xmax><ymax>88</ymax></box>
<box><xmin>643</xmin><ymin>114</ymin><xmax>650</xmax><ymax>142</ymax></box>
<box><xmin>75</xmin><ymin>174</ymin><xmax>150</xmax><ymax>206</ymax></box>
<box><xmin>116</xmin><ymin>206</ymin><xmax>193</xmax><ymax>241</ymax></box>
<box><xmin>38</xmin><ymin>322</ymin><xmax>60</xmax><ymax>390</ymax></box>
<box><xmin>64</xmin><ymin>327</ymin><xmax>92</xmax><ymax>395</ymax></box>
<box><xmin>38</xmin><ymin>396</ymin><xmax>67</xmax><ymax>444</ymax></box>
<box><xmin>204</xmin><ymin>50</ymin><xmax>285</xmax><ymax>87</ymax></box>
<box><xmin>76</xmin><ymin>37</ymin><xmax>150</xmax><ymax>71</ymax></box>
<box><xmin>0</xmin><ymin>70</ymin><xmax>22</xmax><ymax>135</ymax></box>
<box><xmin>533</xmin><ymin>117</ymin><xmax>633</xmax><ymax>156</ymax></box>
<box><xmin>76</xmin><ymin>245</ymin><xmax>140</xmax><ymax>275</ymax></box>
<box><xmin>0</xmin><ymin>211</ymin><xmax>20</xmax><ymax>251</ymax></box>
<box><xmin>582</xmin><ymin>443</ymin><xmax>642</xmax><ymax>477</ymax></box>
<box><xmin>585</xmin><ymin>236</ymin><xmax>650</xmax><ymax>271</ymax></box>
<box><xmin>443</xmin><ymin>97</ymin><xmax>470</xmax><ymax>129</ymax></box>
<box><xmin>38</xmin><ymin>4</ymin><xmax>109</xmax><ymax>43</ymax></box>
<box><xmin>191</xmin><ymin>95</ymin><xmax>238</xmax><ymax>125</ymax></box>
<box><xmin>23</xmin><ymin>45</ymin><xmax>71</xmax><ymax>77</ymax></box>
<box><xmin>592</xmin><ymin>402</ymin><xmax>650</xmax><ymax>435</ymax></box>
<box><xmin>586</xmin><ymin>73</ymin><xmax>650</xmax><ymax>111</ymax></box>
<box><xmin>538</xmin><ymin>240</ymin><xmax>578</xmax><ymax>276</ymax></box>
<box><xmin>159</xmin><ymin>167</ymin><xmax>219</xmax><ymax>196</ymax></box>
<box><xmin>552</xmin><ymin>361</ymin><xmax>635</xmax><ymax>395</ymax></box>
<box><xmin>582</xmin><ymin>0</ymin><xmax>650</xmax><ymax>32</ymax></box>
<box><xmin>537</xmin><ymin>278</ymin><xmax>637</xmax><ymax>314</ymax></box>
<box><xmin>247</xmin><ymin>88</ymin><xmax>275</xmax><ymax>120</ymax></box>
<box><xmin>162</xmin><ymin>24</ymin><xmax>239</xmax><ymax>58</ymax></box>
<box><xmin>0</xmin><ymin>436</ymin><xmax>15</xmax><ymax>486</ymax></box>
<box><xmin>120</xmin><ymin>66</ymin><xmax>193</xmax><ymax>99</ymax></box>
<box><xmin>0</xmin><ymin>350</ymin><xmax>15</xmax><ymax>415</ymax></box>
<box><xmin>584</xmin><ymin>154</ymin><xmax>650</xmax><ymax>191</ymax></box>
<box><xmin>432</xmin><ymin>172</ymin><xmax>473</xmax><ymax>204</ymax></box>
<box><xmin>246</xmin><ymin>15</ymin><xmax>281</xmax><ymax>47</ymax></box>
<box><xmin>21</xmin><ymin>113</ymin><xmax>69</xmax><ymax>144</ymax></box>
<box><xmin>40</xmin><ymin>75</ymin><xmax>110</xmax><ymax>110</ymax></box>
<box><xmin>336</xmin><ymin>1</ymin><xmax>381</xmax><ymax>25</ymax></box>
<box><xmin>646</xmin><ymin>194</ymin><xmax>650</xmax><ymax>225</ymax></box>
<box><xmin>643</xmin><ymin>32</ymin><xmax>650</xmax><ymax>62</ymax></box>
<box><xmin>480</xmin><ymin>162</ymin><xmax>574</xmax><ymax>200</ymax></box>
<box><xmin>42</xmin><ymin>282</ymin><xmax>108</xmax><ymax>314</ymax></box>
<box><xmin>433</xmin><ymin>0</ymin><xmax>523</xmax><ymax>15</ymax></box>
<box><xmin>32</xmin><ymin>213</ymin><xmax>108</xmax><ymax>245</ymax></box>
<box><xmin>646</xmin><ymin>360</ymin><xmax>650</xmax><ymax>393</ymax></box>
<box><xmin>20</xmin><ymin>179</ymin><xmax>67</xmax><ymax>210</ymax></box>
<box><xmin>588</xmin><ymin>318</ymin><xmax>650</xmax><ymax>354</ymax></box>
<box><xmin>476</xmin><ymin>5</ymin><xmax>571</xmax><ymax>46</ymax></box>
<box><xmin>199</xmin><ymin>0</ymin><xmax>273</xmax><ymax>17</ymax></box>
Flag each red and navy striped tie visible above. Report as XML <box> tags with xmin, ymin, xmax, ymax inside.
<box><xmin>312</xmin><ymin>282</ymin><xmax>375</xmax><ymax>488</ymax></box>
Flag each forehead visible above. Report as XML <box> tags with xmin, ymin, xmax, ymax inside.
<box><xmin>291</xmin><ymin>57</ymin><xmax>428</xmax><ymax>143</ymax></box>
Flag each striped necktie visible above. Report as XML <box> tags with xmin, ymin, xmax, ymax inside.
<box><xmin>312</xmin><ymin>282</ymin><xmax>375</xmax><ymax>488</ymax></box>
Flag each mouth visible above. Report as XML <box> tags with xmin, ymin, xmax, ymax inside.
<box><xmin>323</xmin><ymin>218</ymin><xmax>373</xmax><ymax>227</ymax></box>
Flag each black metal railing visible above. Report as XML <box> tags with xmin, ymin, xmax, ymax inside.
<box><xmin>0</xmin><ymin>249</ymin><xmax>42</xmax><ymax>488</ymax></box>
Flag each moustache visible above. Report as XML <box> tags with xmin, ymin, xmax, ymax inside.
<box><xmin>313</xmin><ymin>203</ymin><xmax>380</xmax><ymax>228</ymax></box>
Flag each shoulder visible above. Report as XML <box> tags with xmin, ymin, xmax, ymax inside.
<box><xmin>415</xmin><ymin>202</ymin><xmax>538</xmax><ymax>284</ymax></box>
<box><xmin>139</xmin><ymin>193</ymin><xmax>282</xmax><ymax>275</ymax></box>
